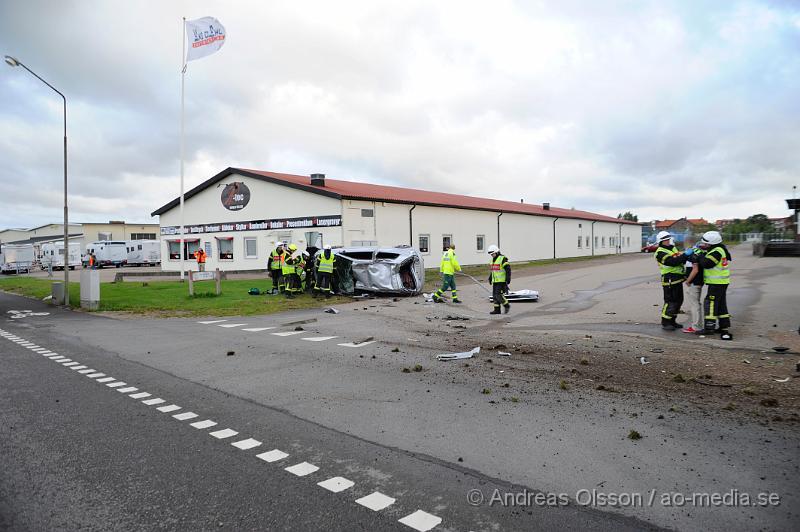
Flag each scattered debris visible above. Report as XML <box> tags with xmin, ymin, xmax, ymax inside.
<box><xmin>391</xmin><ymin>347</ymin><xmax>400</xmax><ymax>353</ymax></box>
<box><xmin>481</xmin><ymin>388</ymin><xmax>491</xmax><ymax>394</ymax></box>
<box><xmin>402</xmin><ymin>368</ymin><xmax>411</xmax><ymax>373</ymax></box>
<box><xmin>42</xmin><ymin>295</ymin><xmax>53</xmax><ymax>301</ymax></box>
<box><xmin>584</xmin><ymin>335</ymin><xmax>593</xmax><ymax>339</ymax></box>
<box><xmin>444</xmin><ymin>315</ymin><xmax>470</xmax><ymax>321</ymax></box>
<box><xmin>773</xmin><ymin>377</ymin><xmax>790</xmax><ymax>383</ymax></box>
<box><xmin>671</xmin><ymin>374</ymin><xmax>686</xmax><ymax>383</ymax></box>
<box><xmin>502</xmin><ymin>383</ymin><xmax>510</xmax><ymax>388</ymax></box>
<box><xmin>604</xmin><ymin>312</ymin><xmax>617</xmax><ymax>315</ymax></box>
<box><xmin>324</xmin><ymin>308</ymin><xmax>340</xmax><ymax>314</ymax></box>
<box><xmin>413</xmin><ymin>364</ymin><xmax>423</xmax><ymax>372</ymax></box>
<box><xmin>497</xmin><ymin>351</ymin><xmax>511</xmax><ymax>357</ymax></box>
<box><xmin>742</xmin><ymin>386</ymin><xmax>758</xmax><ymax>396</ymax></box>
<box><xmin>743</xmin><ymin>359</ymin><xmax>751</xmax><ymax>364</ymax></box>
<box><xmin>352</xmin><ymin>337</ymin><xmax>374</xmax><ymax>345</ymax></box>
<box><xmin>772</xmin><ymin>346</ymin><xmax>789</xmax><ymax>353</ymax></box>
<box><xmin>722</xmin><ymin>403</ymin><xmax>736</xmax><ymax>411</ymax></box>
<box><xmin>226</xmin><ymin>351</ymin><xmax>235</xmax><ymax>357</ymax></box>
<box><xmin>628</xmin><ymin>430</ymin><xmax>642</xmax><ymax>441</ymax></box>
<box><xmin>510</xmin><ymin>397</ymin><xmax>519</xmax><ymax>403</ymax></box>
<box><xmin>580</xmin><ymin>358</ymin><xmax>589</xmax><ymax>365</ymax></box>
<box><xmin>294</xmin><ymin>326</ymin><xmax>305</xmax><ymax>331</ymax></box>
<box><xmin>650</xmin><ymin>348</ymin><xmax>664</xmax><ymax>353</ymax></box>
<box><xmin>492</xmin><ymin>344</ymin><xmax>507</xmax><ymax>350</ymax></box>
<box><xmin>692</xmin><ymin>378</ymin><xmax>731</xmax><ymax>387</ymax></box>
<box><xmin>559</xmin><ymin>380</ymin><xmax>569</xmax><ymax>390</ymax></box>
<box><xmin>640</xmin><ymin>357</ymin><xmax>650</xmax><ymax>365</ymax></box>
<box><xmin>436</xmin><ymin>347</ymin><xmax>480</xmax><ymax>361</ymax></box>
<box><xmin>668</xmin><ymin>405</ymin><xmax>680</xmax><ymax>413</ymax></box>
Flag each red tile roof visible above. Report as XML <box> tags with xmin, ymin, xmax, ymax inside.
<box><xmin>153</xmin><ymin>167</ymin><xmax>637</xmax><ymax>224</ymax></box>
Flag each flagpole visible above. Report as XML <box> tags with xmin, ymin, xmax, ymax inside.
<box><xmin>179</xmin><ymin>16</ymin><xmax>186</xmax><ymax>281</ymax></box>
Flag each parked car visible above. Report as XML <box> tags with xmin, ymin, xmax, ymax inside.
<box><xmin>641</xmin><ymin>241</ymin><xmax>659</xmax><ymax>253</ymax></box>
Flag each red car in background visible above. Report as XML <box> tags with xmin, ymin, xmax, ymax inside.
<box><xmin>641</xmin><ymin>241</ymin><xmax>659</xmax><ymax>253</ymax></box>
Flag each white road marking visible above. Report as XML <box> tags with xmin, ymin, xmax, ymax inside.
<box><xmin>356</xmin><ymin>492</ymin><xmax>396</xmax><ymax>511</ymax></box>
<box><xmin>62</xmin><ymin>362</ymin><xmax>80</xmax><ymax>366</ymax></box>
<box><xmin>398</xmin><ymin>510</ymin><xmax>442</xmax><ymax>532</ymax></box>
<box><xmin>190</xmin><ymin>420</ymin><xmax>218</xmax><ymax>429</ymax></box>
<box><xmin>301</xmin><ymin>336</ymin><xmax>338</xmax><ymax>342</ymax></box>
<box><xmin>172</xmin><ymin>412</ymin><xmax>198</xmax><ymax>421</ymax></box>
<box><xmin>95</xmin><ymin>377</ymin><xmax>116</xmax><ymax>383</ymax></box>
<box><xmin>156</xmin><ymin>404</ymin><xmax>182</xmax><ymax>413</ymax></box>
<box><xmin>241</xmin><ymin>327</ymin><xmax>276</xmax><ymax>332</ymax></box>
<box><xmin>46</xmin><ymin>355</ymin><xmax>64</xmax><ymax>359</ymax></box>
<box><xmin>87</xmin><ymin>373</ymin><xmax>106</xmax><ymax>378</ymax></box>
<box><xmin>209</xmin><ymin>428</ymin><xmax>239</xmax><ymax>439</ymax></box>
<box><xmin>256</xmin><ymin>449</ymin><xmax>289</xmax><ymax>463</ymax></box>
<box><xmin>285</xmin><ymin>462</ymin><xmax>319</xmax><ymax>477</ymax></box>
<box><xmin>116</xmin><ymin>387</ymin><xmax>139</xmax><ymax>393</ymax></box>
<box><xmin>271</xmin><ymin>331</ymin><xmax>304</xmax><ymax>336</ymax></box>
<box><xmin>231</xmin><ymin>438</ymin><xmax>262</xmax><ymax>450</ymax></box>
<box><xmin>129</xmin><ymin>392</ymin><xmax>151</xmax><ymax>399</ymax></box>
<box><xmin>106</xmin><ymin>382</ymin><xmax>127</xmax><ymax>388</ymax></box>
<box><xmin>217</xmin><ymin>323</ymin><xmax>247</xmax><ymax>328</ymax></box>
<box><xmin>54</xmin><ymin>358</ymin><xmax>71</xmax><ymax>363</ymax></box>
<box><xmin>317</xmin><ymin>477</ymin><xmax>354</xmax><ymax>493</ymax></box>
<box><xmin>142</xmin><ymin>398</ymin><xmax>166</xmax><ymax>406</ymax></box>
<box><xmin>70</xmin><ymin>365</ymin><xmax>88</xmax><ymax>370</ymax></box>
<box><xmin>39</xmin><ymin>351</ymin><xmax>54</xmax><ymax>355</ymax></box>
<box><xmin>337</xmin><ymin>341</ymin><xmax>377</xmax><ymax>348</ymax></box>
<box><xmin>77</xmin><ymin>369</ymin><xmax>96</xmax><ymax>374</ymax></box>
<box><xmin>197</xmin><ymin>320</ymin><xmax>228</xmax><ymax>324</ymax></box>
<box><xmin>32</xmin><ymin>348</ymin><xmax>48</xmax><ymax>352</ymax></box>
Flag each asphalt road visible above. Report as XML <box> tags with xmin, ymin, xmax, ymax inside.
<box><xmin>0</xmin><ymin>292</ymin><xmax>653</xmax><ymax>532</ymax></box>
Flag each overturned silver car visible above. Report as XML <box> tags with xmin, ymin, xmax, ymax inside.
<box><xmin>318</xmin><ymin>246</ymin><xmax>425</xmax><ymax>296</ymax></box>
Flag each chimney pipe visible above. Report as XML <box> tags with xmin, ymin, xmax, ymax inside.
<box><xmin>310</xmin><ymin>173</ymin><xmax>326</xmax><ymax>187</ymax></box>
<box><xmin>543</xmin><ymin>202</ymin><xmax>550</xmax><ymax>210</ymax></box>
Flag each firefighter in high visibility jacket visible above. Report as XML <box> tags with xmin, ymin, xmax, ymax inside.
<box><xmin>314</xmin><ymin>245</ymin><xmax>336</xmax><ymax>298</ymax></box>
<box><xmin>695</xmin><ymin>230</ymin><xmax>732</xmax><ymax>340</ymax></box>
<box><xmin>432</xmin><ymin>244</ymin><xmax>461</xmax><ymax>303</ymax></box>
<box><xmin>282</xmin><ymin>244</ymin><xmax>302</xmax><ymax>298</ymax></box>
<box><xmin>487</xmin><ymin>244</ymin><xmax>511</xmax><ymax>314</ymax></box>
<box><xmin>654</xmin><ymin>231</ymin><xmax>687</xmax><ymax>330</ymax></box>
<box><xmin>268</xmin><ymin>243</ymin><xmax>285</xmax><ymax>294</ymax></box>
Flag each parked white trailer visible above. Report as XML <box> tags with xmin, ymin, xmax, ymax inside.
<box><xmin>0</xmin><ymin>243</ymin><xmax>35</xmax><ymax>274</ymax></box>
<box><xmin>126</xmin><ymin>240</ymin><xmax>161</xmax><ymax>266</ymax></box>
<box><xmin>85</xmin><ymin>241</ymin><xmax>128</xmax><ymax>268</ymax></box>
<box><xmin>40</xmin><ymin>241</ymin><xmax>81</xmax><ymax>270</ymax></box>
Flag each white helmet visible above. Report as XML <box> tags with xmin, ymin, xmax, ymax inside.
<box><xmin>324</xmin><ymin>244</ymin><xmax>332</xmax><ymax>250</ymax></box>
<box><xmin>700</xmin><ymin>231</ymin><xmax>722</xmax><ymax>245</ymax></box>
<box><xmin>487</xmin><ymin>244</ymin><xmax>499</xmax><ymax>254</ymax></box>
<box><xmin>656</xmin><ymin>231</ymin><xmax>672</xmax><ymax>242</ymax></box>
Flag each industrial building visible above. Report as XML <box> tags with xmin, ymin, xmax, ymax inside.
<box><xmin>152</xmin><ymin>168</ymin><xmax>641</xmax><ymax>272</ymax></box>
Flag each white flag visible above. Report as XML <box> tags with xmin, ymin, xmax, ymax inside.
<box><xmin>185</xmin><ymin>17</ymin><xmax>226</xmax><ymax>62</ymax></box>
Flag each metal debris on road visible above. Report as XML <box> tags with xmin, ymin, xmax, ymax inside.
<box><xmin>772</xmin><ymin>346</ymin><xmax>789</xmax><ymax>353</ymax></box>
<box><xmin>488</xmin><ymin>289</ymin><xmax>540</xmax><ymax>302</ymax></box>
<box><xmin>352</xmin><ymin>337</ymin><xmax>374</xmax><ymax>345</ymax></box>
<box><xmin>640</xmin><ymin>357</ymin><xmax>650</xmax><ymax>365</ymax></box>
<box><xmin>324</xmin><ymin>308</ymin><xmax>340</xmax><ymax>314</ymax></box>
<box><xmin>497</xmin><ymin>352</ymin><xmax>511</xmax><ymax>357</ymax></box>
<box><xmin>772</xmin><ymin>377</ymin><xmax>790</xmax><ymax>383</ymax></box>
<box><xmin>282</xmin><ymin>318</ymin><xmax>318</xmax><ymax>326</ymax></box>
<box><xmin>436</xmin><ymin>347</ymin><xmax>480</xmax><ymax>361</ymax></box>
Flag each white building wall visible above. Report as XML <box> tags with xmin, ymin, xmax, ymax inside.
<box><xmin>497</xmin><ymin>213</ymin><xmax>554</xmax><ymax>262</ymax></box>
<box><xmin>158</xmin><ymin>173</ymin><xmax>343</xmax><ymax>272</ymax></box>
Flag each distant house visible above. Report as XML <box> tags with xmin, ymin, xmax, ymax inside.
<box><xmin>642</xmin><ymin>218</ymin><xmax>710</xmax><ymax>245</ymax></box>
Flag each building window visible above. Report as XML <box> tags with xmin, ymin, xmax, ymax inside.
<box><xmin>131</xmin><ymin>233</ymin><xmax>156</xmax><ymax>240</ymax></box>
<box><xmin>476</xmin><ymin>235</ymin><xmax>485</xmax><ymax>252</ymax></box>
<box><xmin>218</xmin><ymin>237</ymin><xmax>234</xmax><ymax>260</ymax></box>
<box><xmin>419</xmin><ymin>234</ymin><xmax>430</xmax><ymax>254</ymax></box>
<box><xmin>244</xmin><ymin>237</ymin><xmax>257</xmax><ymax>258</ymax></box>
<box><xmin>442</xmin><ymin>234</ymin><xmax>452</xmax><ymax>251</ymax></box>
<box><xmin>98</xmin><ymin>232</ymin><xmax>112</xmax><ymax>241</ymax></box>
<box><xmin>594</xmin><ymin>236</ymin><xmax>598</xmax><ymax>248</ymax></box>
<box><xmin>586</xmin><ymin>236</ymin><xmax>590</xmax><ymax>248</ymax></box>
<box><xmin>361</xmin><ymin>209</ymin><xmax>374</xmax><ymax>217</ymax></box>
<box><xmin>601</xmin><ymin>237</ymin><xmax>606</xmax><ymax>248</ymax></box>
<box><xmin>577</xmin><ymin>236</ymin><xmax>582</xmax><ymax>248</ymax></box>
<box><xmin>627</xmin><ymin>237</ymin><xmax>630</xmax><ymax>247</ymax></box>
<box><xmin>350</xmin><ymin>240</ymin><xmax>377</xmax><ymax>246</ymax></box>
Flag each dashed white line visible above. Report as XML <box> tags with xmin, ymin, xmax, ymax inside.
<box><xmin>46</xmin><ymin>355</ymin><xmax>65</xmax><ymax>359</ymax></box>
<box><xmin>95</xmin><ymin>377</ymin><xmax>116</xmax><ymax>383</ymax></box>
<box><xmin>337</xmin><ymin>341</ymin><xmax>377</xmax><ymax>348</ymax></box>
<box><xmin>301</xmin><ymin>336</ymin><xmax>338</xmax><ymax>342</ymax></box>
<box><xmin>172</xmin><ymin>412</ymin><xmax>199</xmax><ymax>421</ymax></box>
<box><xmin>156</xmin><ymin>404</ymin><xmax>182</xmax><ymax>413</ymax></box>
<box><xmin>398</xmin><ymin>510</ymin><xmax>442</xmax><ymax>532</ymax></box>
<box><xmin>190</xmin><ymin>420</ymin><xmax>218</xmax><ymax>429</ymax></box>
<box><xmin>231</xmin><ymin>438</ymin><xmax>262</xmax><ymax>450</ymax></box>
<box><xmin>129</xmin><ymin>392</ymin><xmax>151</xmax><ymax>399</ymax></box>
<box><xmin>285</xmin><ymin>462</ymin><xmax>319</xmax><ymax>477</ymax></box>
<box><xmin>106</xmin><ymin>381</ymin><xmax>127</xmax><ymax>388</ymax></box>
<box><xmin>256</xmin><ymin>449</ymin><xmax>289</xmax><ymax>463</ymax></box>
<box><xmin>69</xmin><ymin>365</ymin><xmax>88</xmax><ymax>370</ymax></box>
<box><xmin>356</xmin><ymin>491</ymin><xmax>396</xmax><ymax>511</ymax></box>
<box><xmin>116</xmin><ymin>387</ymin><xmax>139</xmax><ymax>393</ymax></box>
<box><xmin>217</xmin><ymin>323</ymin><xmax>247</xmax><ymax>328</ymax></box>
<box><xmin>62</xmin><ymin>361</ymin><xmax>80</xmax><ymax>366</ymax></box>
<box><xmin>77</xmin><ymin>369</ymin><xmax>96</xmax><ymax>374</ymax></box>
<box><xmin>241</xmin><ymin>327</ymin><xmax>276</xmax><ymax>332</ymax></box>
<box><xmin>86</xmin><ymin>372</ymin><xmax>106</xmax><ymax>378</ymax></box>
<box><xmin>317</xmin><ymin>477</ymin><xmax>354</xmax><ymax>493</ymax></box>
<box><xmin>53</xmin><ymin>358</ymin><xmax>71</xmax><ymax>363</ymax></box>
<box><xmin>142</xmin><ymin>398</ymin><xmax>166</xmax><ymax>406</ymax></box>
<box><xmin>197</xmin><ymin>320</ymin><xmax>228</xmax><ymax>324</ymax></box>
<box><xmin>271</xmin><ymin>331</ymin><xmax>304</xmax><ymax>337</ymax></box>
<box><xmin>209</xmin><ymin>428</ymin><xmax>239</xmax><ymax>439</ymax></box>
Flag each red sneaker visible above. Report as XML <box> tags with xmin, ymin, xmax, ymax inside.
<box><xmin>681</xmin><ymin>327</ymin><xmax>698</xmax><ymax>333</ymax></box>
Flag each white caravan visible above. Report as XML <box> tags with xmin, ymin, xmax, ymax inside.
<box><xmin>40</xmin><ymin>241</ymin><xmax>81</xmax><ymax>270</ymax></box>
<box><xmin>126</xmin><ymin>240</ymin><xmax>161</xmax><ymax>266</ymax></box>
<box><xmin>0</xmin><ymin>243</ymin><xmax>35</xmax><ymax>273</ymax></box>
<box><xmin>85</xmin><ymin>241</ymin><xmax>128</xmax><ymax>268</ymax></box>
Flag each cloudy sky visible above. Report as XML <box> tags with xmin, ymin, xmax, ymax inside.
<box><xmin>1</xmin><ymin>0</ymin><xmax>798</xmax><ymax>230</ymax></box>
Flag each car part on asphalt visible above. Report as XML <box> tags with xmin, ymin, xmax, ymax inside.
<box><xmin>436</xmin><ymin>347</ymin><xmax>480</xmax><ymax>361</ymax></box>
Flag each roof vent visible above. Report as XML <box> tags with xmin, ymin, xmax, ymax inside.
<box><xmin>542</xmin><ymin>202</ymin><xmax>550</xmax><ymax>210</ymax></box>
<box><xmin>310</xmin><ymin>173</ymin><xmax>326</xmax><ymax>187</ymax></box>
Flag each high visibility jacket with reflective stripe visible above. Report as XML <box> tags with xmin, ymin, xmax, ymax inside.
<box><xmin>703</xmin><ymin>246</ymin><xmax>730</xmax><ymax>285</ymax></box>
<box><xmin>270</xmin><ymin>250</ymin><xmax>284</xmax><ymax>270</ymax></box>
<box><xmin>282</xmin><ymin>255</ymin><xmax>297</xmax><ymax>275</ymax></box>
<box><xmin>655</xmin><ymin>246</ymin><xmax>685</xmax><ymax>279</ymax></box>
<box><xmin>440</xmin><ymin>249</ymin><xmax>460</xmax><ymax>274</ymax></box>
<box><xmin>491</xmin><ymin>255</ymin><xmax>508</xmax><ymax>283</ymax></box>
<box><xmin>317</xmin><ymin>252</ymin><xmax>335</xmax><ymax>273</ymax></box>
<box><xmin>195</xmin><ymin>250</ymin><xmax>206</xmax><ymax>263</ymax></box>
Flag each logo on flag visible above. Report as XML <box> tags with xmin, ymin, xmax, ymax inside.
<box><xmin>185</xmin><ymin>17</ymin><xmax>226</xmax><ymax>62</ymax></box>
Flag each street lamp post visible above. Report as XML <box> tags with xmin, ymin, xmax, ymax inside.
<box><xmin>5</xmin><ymin>55</ymin><xmax>70</xmax><ymax>305</ymax></box>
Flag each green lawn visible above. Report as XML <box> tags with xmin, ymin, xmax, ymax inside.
<box><xmin>0</xmin><ymin>277</ymin><xmax>346</xmax><ymax>317</ymax></box>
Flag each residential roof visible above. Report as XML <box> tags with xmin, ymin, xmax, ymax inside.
<box><xmin>654</xmin><ymin>218</ymin><xmax>709</xmax><ymax>229</ymax></box>
<box><xmin>152</xmin><ymin>167</ymin><xmax>637</xmax><ymax>224</ymax></box>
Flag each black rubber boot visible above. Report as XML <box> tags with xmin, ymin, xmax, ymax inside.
<box><xmin>490</xmin><ymin>308</ymin><xmax>501</xmax><ymax>315</ymax></box>
<box><xmin>503</xmin><ymin>304</ymin><xmax>510</xmax><ymax>314</ymax></box>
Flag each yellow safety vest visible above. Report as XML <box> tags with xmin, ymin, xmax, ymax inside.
<box><xmin>440</xmin><ymin>249</ymin><xmax>460</xmax><ymax>275</ymax></box>
<box><xmin>703</xmin><ymin>246</ymin><xmax>730</xmax><ymax>285</ymax></box>
<box><xmin>317</xmin><ymin>252</ymin><xmax>335</xmax><ymax>273</ymax></box>
<box><xmin>655</xmin><ymin>246</ymin><xmax>685</xmax><ymax>281</ymax></box>
<box><xmin>491</xmin><ymin>255</ymin><xmax>507</xmax><ymax>283</ymax></box>
<box><xmin>270</xmin><ymin>250</ymin><xmax>284</xmax><ymax>270</ymax></box>
<box><xmin>282</xmin><ymin>255</ymin><xmax>296</xmax><ymax>275</ymax></box>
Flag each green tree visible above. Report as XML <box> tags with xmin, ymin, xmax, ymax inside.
<box><xmin>617</xmin><ymin>211</ymin><xmax>639</xmax><ymax>222</ymax></box>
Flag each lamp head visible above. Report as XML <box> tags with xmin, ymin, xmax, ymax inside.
<box><xmin>4</xmin><ymin>56</ymin><xmax>20</xmax><ymax>67</ymax></box>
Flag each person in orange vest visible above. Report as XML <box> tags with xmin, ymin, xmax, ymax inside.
<box><xmin>88</xmin><ymin>253</ymin><xmax>96</xmax><ymax>269</ymax></box>
<box><xmin>194</xmin><ymin>246</ymin><xmax>207</xmax><ymax>272</ymax></box>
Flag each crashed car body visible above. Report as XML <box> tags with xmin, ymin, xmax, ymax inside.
<box><xmin>318</xmin><ymin>246</ymin><xmax>425</xmax><ymax>296</ymax></box>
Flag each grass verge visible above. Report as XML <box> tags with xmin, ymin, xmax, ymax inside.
<box><xmin>0</xmin><ymin>277</ymin><xmax>346</xmax><ymax>317</ymax></box>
